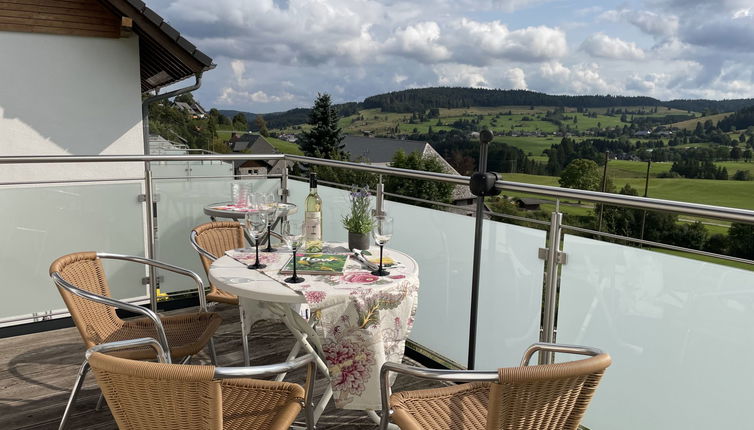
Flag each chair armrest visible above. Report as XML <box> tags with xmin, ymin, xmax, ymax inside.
<box><xmin>190</xmin><ymin>230</ymin><xmax>218</xmax><ymax>262</ymax></box>
<box><xmin>216</xmin><ymin>354</ymin><xmax>317</xmax><ymax>429</ymax></box>
<box><xmin>214</xmin><ymin>354</ymin><xmax>315</xmax><ymax>379</ymax></box>
<box><xmin>379</xmin><ymin>362</ymin><xmax>498</xmax><ymax>430</ymax></box>
<box><xmin>519</xmin><ymin>342</ymin><xmax>604</xmax><ymax>366</ymax></box>
<box><xmin>85</xmin><ymin>337</ymin><xmax>169</xmax><ymax>363</ymax></box>
<box><xmin>51</xmin><ymin>272</ymin><xmax>171</xmax><ymax>359</ymax></box>
<box><xmin>97</xmin><ymin>253</ymin><xmax>209</xmax><ymax>311</ymax></box>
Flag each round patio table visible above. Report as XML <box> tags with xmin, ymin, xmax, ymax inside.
<box><xmin>203</xmin><ymin>201</ymin><xmax>297</xmax><ymax>221</ymax></box>
<box><xmin>208</xmin><ymin>243</ymin><xmax>419</xmax><ymax>426</ymax></box>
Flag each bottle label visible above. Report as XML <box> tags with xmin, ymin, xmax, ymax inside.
<box><xmin>304</xmin><ymin>212</ymin><xmax>322</xmax><ymax>241</ymax></box>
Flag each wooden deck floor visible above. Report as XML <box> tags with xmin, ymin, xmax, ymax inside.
<box><xmin>0</xmin><ymin>304</ymin><xmax>445</xmax><ymax>429</ymax></box>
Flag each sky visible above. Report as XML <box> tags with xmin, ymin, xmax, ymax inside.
<box><xmin>148</xmin><ymin>0</ymin><xmax>754</xmax><ymax>114</ymax></box>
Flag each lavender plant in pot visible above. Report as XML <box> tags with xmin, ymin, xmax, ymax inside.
<box><xmin>342</xmin><ymin>185</ymin><xmax>373</xmax><ymax>251</ymax></box>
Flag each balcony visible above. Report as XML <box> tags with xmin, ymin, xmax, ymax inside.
<box><xmin>1</xmin><ymin>151</ymin><xmax>753</xmax><ymax>429</ymax></box>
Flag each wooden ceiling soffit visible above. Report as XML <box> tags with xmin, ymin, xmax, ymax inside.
<box><xmin>100</xmin><ymin>0</ymin><xmax>210</xmax><ymax>74</ymax></box>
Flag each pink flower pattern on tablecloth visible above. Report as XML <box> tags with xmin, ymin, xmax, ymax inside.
<box><xmin>323</xmin><ymin>331</ymin><xmax>376</xmax><ymax>397</ymax></box>
<box><xmin>341</xmin><ymin>272</ymin><xmax>380</xmax><ymax>283</ymax></box>
<box><xmin>304</xmin><ymin>290</ymin><xmax>326</xmax><ymax>303</ymax></box>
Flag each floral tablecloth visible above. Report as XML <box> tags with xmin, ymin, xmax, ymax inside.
<box><xmin>225</xmin><ymin>244</ymin><xmax>420</xmax><ymax>410</ymax></box>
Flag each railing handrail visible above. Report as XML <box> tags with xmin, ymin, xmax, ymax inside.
<box><xmin>1</xmin><ymin>153</ymin><xmax>754</xmax><ymax>224</ymax></box>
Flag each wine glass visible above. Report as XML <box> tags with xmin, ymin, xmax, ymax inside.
<box><xmin>282</xmin><ymin>220</ymin><xmax>305</xmax><ymax>283</ymax></box>
<box><xmin>371</xmin><ymin>215</ymin><xmax>393</xmax><ymax>276</ymax></box>
<box><xmin>244</xmin><ymin>211</ymin><xmax>268</xmax><ymax>269</ymax></box>
<box><xmin>263</xmin><ymin>192</ymin><xmax>279</xmax><ymax>252</ymax></box>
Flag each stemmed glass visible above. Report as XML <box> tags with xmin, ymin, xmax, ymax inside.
<box><xmin>282</xmin><ymin>220</ymin><xmax>305</xmax><ymax>283</ymax></box>
<box><xmin>263</xmin><ymin>192</ymin><xmax>279</xmax><ymax>252</ymax></box>
<box><xmin>371</xmin><ymin>215</ymin><xmax>393</xmax><ymax>276</ymax></box>
<box><xmin>244</xmin><ymin>211</ymin><xmax>268</xmax><ymax>269</ymax></box>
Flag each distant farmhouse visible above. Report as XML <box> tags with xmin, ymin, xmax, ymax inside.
<box><xmin>341</xmin><ymin>135</ymin><xmax>476</xmax><ymax>208</ymax></box>
<box><xmin>228</xmin><ymin>133</ymin><xmax>285</xmax><ymax>176</ymax></box>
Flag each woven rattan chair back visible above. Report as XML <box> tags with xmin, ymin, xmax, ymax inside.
<box><xmin>50</xmin><ymin>252</ymin><xmax>122</xmax><ymax>348</ymax></box>
<box><xmin>192</xmin><ymin>221</ymin><xmax>244</xmax><ymax>303</ymax></box>
<box><xmin>485</xmin><ymin>353</ymin><xmax>612</xmax><ymax>430</ymax></box>
<box><xmin>89</xmin><ymin>351</ymin><xmax>222</xmax><ymax>430</ymax></box>
<box><xmin>88</xmin><ymin>351</ymin><xmax>307</xmax><ymax>430</ymax></box>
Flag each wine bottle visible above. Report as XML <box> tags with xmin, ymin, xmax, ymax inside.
<box><xmin>304</xmin><ymin>172</ymin><xmax>323</xmax><ymax>243</ymax></box>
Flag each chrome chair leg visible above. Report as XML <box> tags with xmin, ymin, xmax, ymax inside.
<box><xmin>239</xmin><ymin>305</ymin><xmax>250</xmax><ymax>366</ymax></box>
<box><xmin>94</xmin><ymin>392</ymin><xmax>105</xmax><ymax>411</ymax></box>
<box><xmin>179</xmin><ymin>355</ymin><xmax>193</xmax><ymax>365</ymax></box>
<box><xmin>59</xmin><ymin>360</ymin><xmax>91</xmax><ymax>430</ymax></box>
<box><xmin>208</xmin><ymin>337</ymin><xmax>218</xmax><ymax>365</ymax></box>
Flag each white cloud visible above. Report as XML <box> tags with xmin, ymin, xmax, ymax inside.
<box><xmin>600</xmin><ymin>9</ymin><xmax>678</xmax><ymax>37</ymax></box>
<box><xmin>393</xmin><ymin>74</ymin><xmax>408</xmax><ymax>84</ymax></box>
<box><xmin>385</xmin><ymin>22</ymin><xmax>451</xmax><ymax>62</ymax></box>
<box><xmin>581</xmin><ymin>33</ymin><xmax>645</xmax><ymax>60</ymax></box>
<box><xmin>453</xmin><ymin>19</ymin><xmax>567</xmax><ymax>64</ymax></box>
<box><xmin>433</xmin><ymin>64</ymin><xmax>490</xmax><ymax>88</ymax></box>
<box><xmin>502</xmin><ymin>67</ymin><xmax>528</xmax><ymax>89</ymax></box>
<box><xmin>534</xmin><ymin>62</ymin><xmax>613</xmax><ymax>94</ymax></box>
<box><xmin>733</xmin><ymin>8</ymin><xmax>751</xmax><ymax>18</ymax></box>
<box><xmin>217</xmin><ymin>87</ymin><xmax>296</xmax><ymax>105</ymax></box>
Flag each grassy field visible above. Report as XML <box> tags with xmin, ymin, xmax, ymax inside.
<box><xmin>494</xmin><ymin>136</ymin><xmax>558</xmax><ymax>156</ymax></box>
<box><xmin>503</xmin><ymin>172</ymin><xmax>754</xmax><ymax>210</ymax></box>
<box><xmin>327</xmin><ymin>106</ymin><xmax>649</xmax><ymax>137</ymax></box>
<box><xmin>266</xmin><ymin>137</ymin><xmax>303</xmax><ymax>155</ymax></box>
<box><xmin>651</xmin><ymin>248</ymin><xmax>754</xmax><ymax>272</ymax></box>
<box><xmin>670</xmin><ymin>112</ymin><xmax>732</xmax><ymax>130</ymax></box>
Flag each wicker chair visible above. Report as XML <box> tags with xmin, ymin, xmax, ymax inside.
<box><xmin>86</xmin><ymin>337</ymin><xmax>316</xmax><ymax>430</ymax></box>
<box><xmin>50</xmin><ymin>252</ymin><xmax>223</xmax><ymax>430</ymax></box>
<box><xmin>190</xmin><ymin>221</ymin><xmax>253</xmax><ymax>364</ymax></box>
<box><xmin>379</xmin><ymin>342</ymin><xmax>611</xmax><ymax>430</ymax></box>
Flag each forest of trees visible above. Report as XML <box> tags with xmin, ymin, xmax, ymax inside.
<box><xmin>363</xmin><ymin>87</ymin><xmax>661</xmax><ymax>113</ymax></box>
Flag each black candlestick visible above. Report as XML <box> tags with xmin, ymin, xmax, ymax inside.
<box><xmin>247</xmin><ymin>239</ymin><xmax>266</xmax><ymax>270</ymax></box>
<box><xmin>284</xmin><ymin>247</ymin><xmax>304</xmax><ymax>283</ymax></box>
<box><xmin>371</xmin><ymin>245</ymin><xmax>390</xmax><ymax>276</ymax></box>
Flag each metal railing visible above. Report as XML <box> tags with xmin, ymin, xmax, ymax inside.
<box><xmin>2</xmin><ymin>152</ymin><xmax>754</xmax><ymax>367</ymax></box>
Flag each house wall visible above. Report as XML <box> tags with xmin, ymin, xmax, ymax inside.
<box><xmin>0</xmin><ymin>31</ymin><xmax>144</xmax><ymax>182</ymax></box>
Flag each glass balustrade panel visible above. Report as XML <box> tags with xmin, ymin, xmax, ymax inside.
<box><xmin>0</xmin><ymin>182</ymin><xmax>146</xmax><ymax>324</ymax></box>
<box><xmin>558</xmin><ymin>234</ymin><xmax>754</xmax><ymax>429</ymax></box>
<box><xmin>288</xmin><ymin>180</ymin><xmax>545</xmax><ymax>367</ymax></box>
<box><xmin>152</xmin><ymin>173</ymin><xmax>279</xmax><ymax>293</ymax></box>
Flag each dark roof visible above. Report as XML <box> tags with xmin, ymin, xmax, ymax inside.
<box><xmin>230</xmin><ymin>134</ymin><xmax>277</xmax><ymax>153</ymax></box>
<box><xmin>99</xmin><ymin>0</ymin><xmax>215</xmax><ymax>92</ymax></box>
<box><xmin>342</xmin><ymin>136</ymin><xmax>427</xmax><ymax>163</ymax></box>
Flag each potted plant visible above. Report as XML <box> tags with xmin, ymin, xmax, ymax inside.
<box><xmin>342</xmin><ymin>185</ymin><xmax>373</xmax><ymax>251</ymax></box>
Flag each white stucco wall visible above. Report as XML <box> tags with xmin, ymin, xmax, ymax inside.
<box><xmin>0</xmin><ymin>32</ymin><xmax>144</xmax><ymax>182</ymax></box>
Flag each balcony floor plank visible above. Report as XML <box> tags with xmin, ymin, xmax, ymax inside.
<box><xmin>0</xmin><ymin>304</ymin><xmax>446</xmax><ymax>429</ymax></box>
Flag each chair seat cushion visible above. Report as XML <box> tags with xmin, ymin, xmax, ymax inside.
<box><xmin>105</xmin><ymin>311</ymin><xmax>222</xmax><ymax>361</ymax></box>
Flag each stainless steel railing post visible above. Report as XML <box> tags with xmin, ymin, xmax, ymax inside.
<box><xmin>144</xmin><ymin>167</ymin><xmax>158</xmax><ymax>312</ymax></box>
<box><xmin>540</xmin><ymin>207</ymin><xmax>563</xmax><ymax>364</ymax></box>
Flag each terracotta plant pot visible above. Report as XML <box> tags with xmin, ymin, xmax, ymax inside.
<box><xmin>348</xmin><ymin>231</ymin><xmax>370</xmax><ymax>251</ymax></box>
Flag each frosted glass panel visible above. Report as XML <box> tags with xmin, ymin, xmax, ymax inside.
<box><xmin>288</xmin><ymin>180</ymin><xmax>545</xmax><ymax>367</ymax></box>
<box><xmin>153</xmin><ymin>177</ymin><xmax>279</xmax><ymax>292</ymax></box>
<box><xmin>558</xmin><ymin>234</ymin><xmax>754</xmax><ymax>429</ymax></box>
<box><xmin>475</xmin><ymin>220</ymin><xmax>545</xmax><ymax>369</ymax></box>
<box><xmin>0</xmin><ymin>182</ymin><xmax>146</xmax><ymax>321</ymax></box>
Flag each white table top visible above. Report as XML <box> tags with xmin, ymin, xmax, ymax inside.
<box><xmin>208</xmin><ymin>245</ymin><xmax>419</xmax><ymax>304</ymax></box>
<box><xmin>209</xmin><ymin>255</ymin><xmax>306</xmax><ymax>304</ymax></box>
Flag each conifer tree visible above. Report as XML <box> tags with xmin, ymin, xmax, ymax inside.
<box><xmin>298</xmin><ymin>93</ymin><xmax>345</xmax><ymax>159</ymax></box>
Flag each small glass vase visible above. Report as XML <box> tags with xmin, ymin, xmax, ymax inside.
<box><xmin>348</xmin><ymin>231</ymin><xmax>370</xmax><ymax>251</ymax></box>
